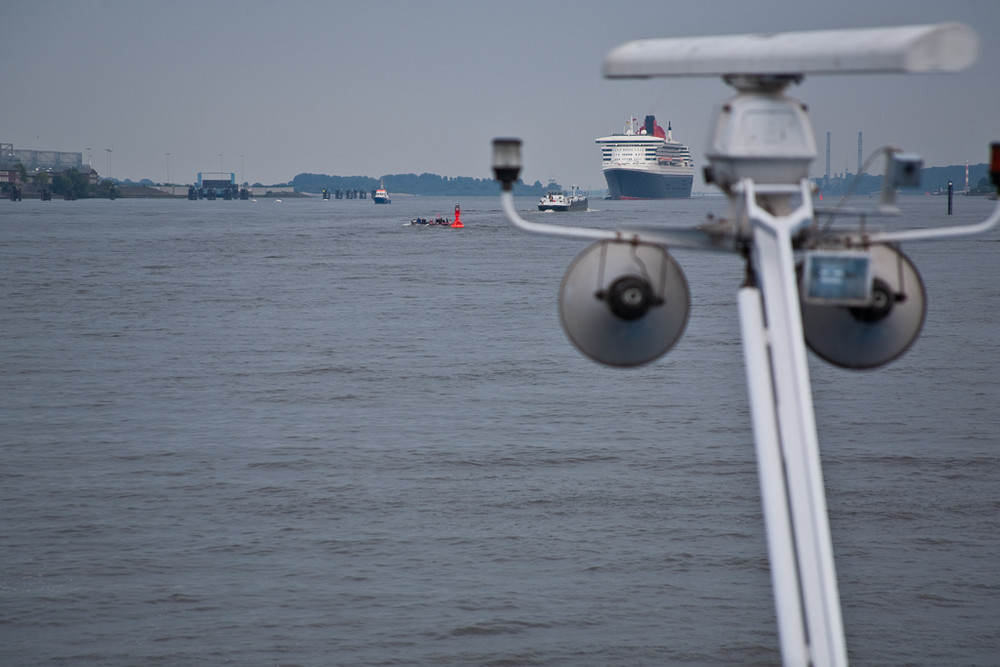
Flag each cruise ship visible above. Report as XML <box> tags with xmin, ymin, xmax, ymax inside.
<box><xmin>596</xmin><ymin>115</ymin><xmax>694</xmax><ymax>199</ymax></box>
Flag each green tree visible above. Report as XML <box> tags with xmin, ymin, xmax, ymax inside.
<box><xmin>93</xmin><ymin>179</ymin><xmax>118</xmax><ymax>199</ymax></box>
<box><xmin>51</xmin><ymin>169</ymin><xmax>91</xmax><ymax>199</ymax></box>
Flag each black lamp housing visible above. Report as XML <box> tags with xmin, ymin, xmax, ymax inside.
<box><xmin>491</xmin><ymin>138</ymin><xmax>523</xmax><ymax>191</ymax></box>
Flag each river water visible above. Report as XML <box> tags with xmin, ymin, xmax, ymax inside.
<box><xmin>1</xmin><ymin>194</ymin><xmax>997</xmax><ymax>665</ymax></box>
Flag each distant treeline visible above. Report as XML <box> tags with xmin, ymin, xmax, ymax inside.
<box><xmin>291</xmin><ymin>172</ymin><xmax>555</xmax><ymax>196</ymax></box>
<box><xmin>817</xmin><ymin>163</ymin><xmax>991</xmax><ymax>196</ymax></box>
<box><xmin>293</xmin><ymin>163</ymin><xmax>990</xmax><ymax>198</ymax></box>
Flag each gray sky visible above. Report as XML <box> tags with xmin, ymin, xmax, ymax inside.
<box><xmin>4</xmin><ymin>0</ymin><xmax>998</xmax><ymax>190</ymax></box>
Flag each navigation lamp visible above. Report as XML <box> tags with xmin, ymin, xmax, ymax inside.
<box><xmin>800</xmin><ymin>244</ymin><xmax>926</xmax><ymax>369</ymax></box>
<box><xmin>559</xmin><ymin>241</ymin><xmax>690</xmax><ymax>367</ymax></box>
<box><xmin>990</xmin><ymin>142</ymin><xmax>1000</xmax><ymax>190</ymax></box>
<box><xmin>492</xmin><ymin>138</ymin><xmax>522</xmax><ymax>190</ymax></box>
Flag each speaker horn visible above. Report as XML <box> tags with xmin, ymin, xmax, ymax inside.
<box><xmin>800</xmin><ymin>244</ymin><xmax>926</xmax><ymax>369</ymax></box>
<box><xmin>559</xmin><ymin>240</ymin><xmax>690</xmax><ymax>367</ymax></box>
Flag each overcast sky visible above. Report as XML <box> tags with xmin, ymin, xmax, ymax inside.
<box><xmin>4</xmin><ymin>0</ymin><xmax>997</xmax><ymax>190</ymax></box>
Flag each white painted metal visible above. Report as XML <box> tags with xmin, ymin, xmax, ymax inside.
<box><xmin>868</xmin><ymin>197</ymin><xmax>1000</xmax><ymax>242</ymax></box>
<box><xmin>603</xmin><ymin>23</ymin><xmax>978</xmax><ymax>78</ymax></box>
<box><xmin>499</xmin><ymin>189</ymin><xmax>729</xmax><ymax>250</ymax></box>
<box><xmin>500</xmin><ymin>190</ymin><xmax>619</xmax><ymax>241</ymax></box>
<box><xmin>738</xmin><ymin>285</ymin><xmax>810</xmax><ymax>666</ymax></box>
<box><xmin>705</xmin><ymin>87</ymin><xmax>817</xmax><ymax>190</ymax></box>
<box><xmin>739</xmin><ymin>179</ymin><xmax>849</xmax><ymax>667</ymax></box>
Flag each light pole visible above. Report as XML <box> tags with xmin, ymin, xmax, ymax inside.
<box><xmin>165</xmin><ymin>152</ymin><xmax>170</xmax><ymax>185</ymax></box>
<box><xmin>105</xmin><ymin>148</ymin><xmax>112</xmax><ymax>180</ymax></box>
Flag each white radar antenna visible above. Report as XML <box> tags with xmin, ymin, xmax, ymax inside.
<box><xmin>492</xmin><ymin>22</ymin><xmax>998</xmax><ymax>667</ymax></box>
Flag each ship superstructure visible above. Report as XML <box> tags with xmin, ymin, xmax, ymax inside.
<box><xmin>596</xmin><ymin>115</ymin><xmax>694</xmax><ymax>199</ymax></box>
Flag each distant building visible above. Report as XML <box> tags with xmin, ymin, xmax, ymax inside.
<box><xmin>1</xmin><ymin>142</ymin><xmax>84</xmax><ymax>171</ymax></box>
<box><xmin>0</xmin><ymin>168</ymin><xmax>22</xmax><ymax>184</ymax></box>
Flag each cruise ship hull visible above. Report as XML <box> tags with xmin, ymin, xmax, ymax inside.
<box><xmin>603</xmin><ymin>167</ymin><xmax>693</xmax><ymax>199</ymax></box>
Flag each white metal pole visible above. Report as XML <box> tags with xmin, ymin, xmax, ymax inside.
<box><xmin>738</xmin><ymin>286</ymin><xmax>810</xmax><ymax>666</ymax></box>
<box><xmin>740</xmin><ymin>180</ymin><xmax>848</xmax><ymax>667</ymax></box>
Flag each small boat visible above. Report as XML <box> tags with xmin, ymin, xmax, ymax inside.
<box><xmin>538</xmin><ymin>184</ymin><xmax>588</xmax><ymax>212</ymax></box>
<box><xmin>409</xmin><ymin>205</ymin><xmax>464</xmax><ymax>228</ymax></box>
<box><xmin>373</xmin><ymin>180</ymin><xmax>391</xmax><ymax>204</ymax></box>
<box><xmin>408</xmin><ymin>217</ymin><xmax>453</xmax><ymax>226</ymax></box>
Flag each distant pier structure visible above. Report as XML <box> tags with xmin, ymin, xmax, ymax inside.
<box><xmin>190</xmin><ymin>171</ymin><xmax>248</xmax><ymax>200</ymax></box>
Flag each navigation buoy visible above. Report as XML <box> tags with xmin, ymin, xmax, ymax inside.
<box><xmin>451</xmin><ymin>203</ymin><xmax>464</xmax><ymax>228</ymax></box>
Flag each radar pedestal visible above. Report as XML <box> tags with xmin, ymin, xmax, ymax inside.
<box><xmin>495</xmin><ymin>22</ymin><xmax>997</xmax><ymax>667</ymax></box>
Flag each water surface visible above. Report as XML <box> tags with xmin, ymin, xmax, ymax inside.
<box><xmin>2</xmin><ymin>195</ymin><xmax>997</xmax><ymax>665</ymax></box>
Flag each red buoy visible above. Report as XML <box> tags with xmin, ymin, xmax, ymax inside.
<box><xmin>451</xmin><ymin>203</ymin><xmax>463</xmax><ymax>228</ymax></box>
<box><xmin>990</xmin><ymin>142</ymin><xmax>1000</xmax><ymax>190</ymax></box>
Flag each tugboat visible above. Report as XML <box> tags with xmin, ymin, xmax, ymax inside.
<box><xmin>538</xmin><ymin>184</ymin><xmax>588</xmax><ymax>211</ymax></box>
<box><xmin>373</xmin><ymin>180</ymin><xmax>391</xmax><ymax>204</ymax></box>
